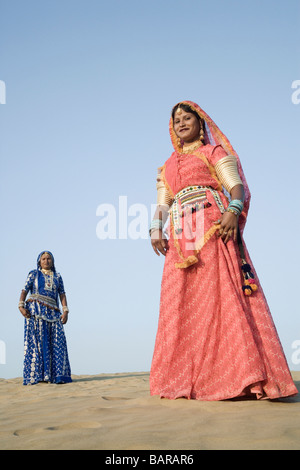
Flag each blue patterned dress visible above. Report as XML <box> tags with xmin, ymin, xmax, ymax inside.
<box><xmin>22</xmin><ymin>267</ymin><xmax>72</xmax><ymax>385</ymax></box>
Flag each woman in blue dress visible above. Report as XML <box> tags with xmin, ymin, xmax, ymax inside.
<box><xmin>18</xmin><ymin>251</ymin><xmax>72</xmax><ymax>385</ymax></box>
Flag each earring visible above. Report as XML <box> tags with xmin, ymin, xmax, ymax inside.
<box><xmin>199</xmin><ymin>127</ymin><xmax>205</xmax><ymax>142</ymax></box>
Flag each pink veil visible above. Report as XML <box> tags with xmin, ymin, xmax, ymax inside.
<box><xmin>169</xmin><ymin>101</ymin><xmax>251</xmax><ymax>225</ymax></box>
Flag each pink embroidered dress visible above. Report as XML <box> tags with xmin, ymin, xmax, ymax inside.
<box><xmin>150</xmin><ymin>101</ymin><xmax>297</xmax><ymax>400</ymax></box>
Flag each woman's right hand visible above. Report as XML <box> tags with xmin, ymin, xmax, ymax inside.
<box><xmin>19</xmin><ymin>307</ymin><xmax>31</xmax><ymax>319</ymax></box>
<box><xmin>151</xmin><ymin>229</ymin><xmax>168</xmax><ymax>256</ymax></box>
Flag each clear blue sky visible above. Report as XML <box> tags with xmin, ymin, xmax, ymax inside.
<box><xmin>1</xmin><ymin>0</ymin><xmax>299</xmax><ymax>378</ymax></box>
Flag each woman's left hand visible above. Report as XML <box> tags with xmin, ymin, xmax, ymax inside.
<box><xmin>61</xmin><ymin>312</ymin><xmax>68</xmax><ymax>324</ymax></box>
<box><xmin>215</xmin><ymin>211</ymin><xmax>238</xmax><ymax>244</ymax></box>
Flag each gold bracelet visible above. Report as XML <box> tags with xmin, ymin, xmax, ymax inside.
<box><xmin>156</xmin><ymin>178</ymin><xmax>173</xmax><ymax>207</ymax></box>
<box><xmin>226</xmin><ymin>208</ymin><xmax>239</xmax><ymax>216</ymax></box>
<box><xmin>214</xmin><ymin>155</ymin><xmax>243</xmax><ymax>194</ymax></box>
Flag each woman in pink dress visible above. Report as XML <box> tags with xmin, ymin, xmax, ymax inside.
<box><xmin>149</xmin><ymin>101</ymin><xmax>297</xmax><ymax>400</ymax></box>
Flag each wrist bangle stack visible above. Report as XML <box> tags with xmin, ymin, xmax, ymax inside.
<box><xmin>62</xmin><ymin>306</ymin><xmax>69</xmax><ymax>313</ymax></box>
<box><xmin>18</xmin><ymin>301</ymin><xmax>25</xmax><ymax>308</ymax></box>
<box><xmin>226</xmin><ymin>199</ymin><xmax>244</xmax><ymax>216</ymax></box>
<box><xmin>149</xmin><ymin>218</ymin><xmax>163</xmax><ymax>235</ymax></box>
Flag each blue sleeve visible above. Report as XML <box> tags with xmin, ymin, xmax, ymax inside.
<box><xmin>23</xmin><ymin>270</ymin><xmax>37</xmax><ymax>293</ymax></box>
<box><xmin>57</xmin><ymin>273</ymin><xmax>65</xmax><ymax>295</ymax></box>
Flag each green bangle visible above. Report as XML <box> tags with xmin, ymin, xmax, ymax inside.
<box><xmin>226</xmin><ymin>199</ymin><xmax>243</xmax><ymax>216</ymax></box>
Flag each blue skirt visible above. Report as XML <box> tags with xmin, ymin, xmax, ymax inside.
<box><xmin>23</xmin><ymin>303</ymin><xmax>72</xmax><ymax>385</ymax></box>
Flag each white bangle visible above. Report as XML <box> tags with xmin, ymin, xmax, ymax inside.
<box><xmin>18</xmin><ymin>301</ymin><xmax>25</xmax><ymax>308</ymax></box>
<box><xmin>62</xmin><ymin>306</ymin><xmax>69</xmax><ymax>313</ymax></box>
<box><xmin>149</xmin><ymin>219</ymin><xmax>163</xmax><ymax>235</ymax></box>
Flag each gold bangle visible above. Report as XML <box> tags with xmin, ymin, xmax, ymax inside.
<box><xmin>214</xmin><ymin>155</ymin><xmax>243</xmax><ymax>194</ymax></box>
<box><xmin>156</xmin><ymin>178</ymin><xmax>173</xmax><ymax>206</ymax></box>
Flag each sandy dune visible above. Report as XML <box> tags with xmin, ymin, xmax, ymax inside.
<box><xmin>0</xmin><ymin>371</ymin><xmax>299</xmax><ymax>450</ymax></box>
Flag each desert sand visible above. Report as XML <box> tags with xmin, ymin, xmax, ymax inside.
<box><xmin>0</xmin><ymin>371</ymin><xmax>299</xmax><ymax>451</ymax></box>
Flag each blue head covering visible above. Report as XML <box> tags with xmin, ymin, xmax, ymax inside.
<box><xmin>37</xmin><ymin>251</ymin><xmax>56</xmax><ymax>272</ymax></box>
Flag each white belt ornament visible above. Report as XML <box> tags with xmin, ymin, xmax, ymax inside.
<box><xmin>170</xmin><ymin>185</ymin><xmax>225</xmax><ymax>234</ymax></box>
